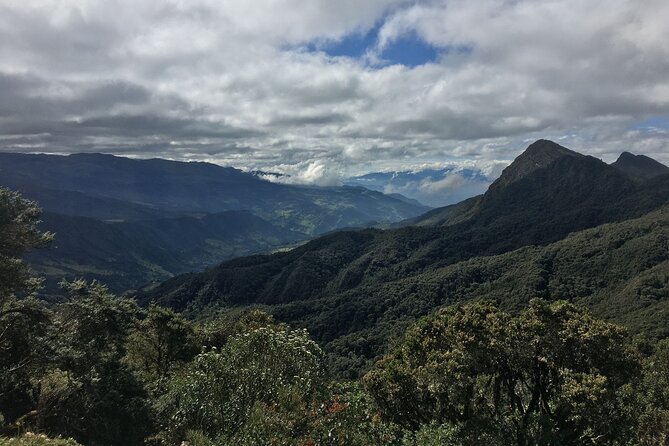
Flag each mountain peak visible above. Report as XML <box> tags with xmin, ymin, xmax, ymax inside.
<box><xmin>617</xmin><ymin>151</ymin><xmax>636</xmax><ymax>162</ymax></box>
<box><xmin>490</xmin><ymin>140</ymin><xmax>583</xmax><ymax>190</ymax></box>
<box><xmin>612</xmin><ymin>151</ymin><xmax>669</xmax><ymax>180</ymax></box>
<box><xmin>522</xmin><ymin>139</ymin><xmax>581</xmax><ymax>161</ymax></box>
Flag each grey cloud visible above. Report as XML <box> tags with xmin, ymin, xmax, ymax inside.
<box><xmin>268</xmin><ymin>113</ymin><xmax>352</xmax><ymax>127</ymax></box>
<box><xmin>74</xmin><ymin>115</ymin><xmax>262</xmax><ymax>139</ymax></box>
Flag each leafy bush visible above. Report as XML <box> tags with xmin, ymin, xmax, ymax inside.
<box><xmin>159</xmin><ymin>326</ymin><xmax>324</xmax><ymax>444</ymax></box>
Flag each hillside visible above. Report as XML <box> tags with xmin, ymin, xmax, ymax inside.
<box><xmin>0</xmin><ymin>152</ymin><xmax>428</xmax><ymax>291</ymax></box>
<box><xmin>612</xmin><ymin>151</ymin><xmax>669</xmax><ymax>180</ymax></box>
<box><xmin>138</xmin><ymin>140</ymin><xmax>669</xmax><ymax>376</ymax></box>
<box><xmin>407</xmin><ymin>143</ymin><xmax>669</xmax><ymax>228</ymax></box>
<box><xmin>141</xmin><ymin>140</ymin><xmax>669</xmax><ymax>309</ymax></box>
<box><xmin>143</xmin><ymin>205</ymin><xmax>669</xmax><ymax>377</ymax></box>
<box><xmin>27</xmin><ymin>211</ymin><xmax>303</xmax><ymax>294</ymax></box>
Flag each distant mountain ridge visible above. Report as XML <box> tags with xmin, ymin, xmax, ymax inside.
<box><xmin>407</xmin><ymin>140</ymin><xmax>669</xmax><ymax>228</ymax></box>
<box><xmin>345</xmin><ymin>166</ymin><xmax>491</xmax><ymax>207</ymax></box>
<box><xmin>0</xmin><ymin>152</ymin><xmax>428</xmax><ymax>292</ymax></box>
<box><xmin>0</xmin><ymin>152</ymin><xmax>428</xmax><ymax>233</ymax></box>
<box><xmin>486</xmin><ymin>139</ymin><xmax>583</xmax><ymax>190</ymax></box>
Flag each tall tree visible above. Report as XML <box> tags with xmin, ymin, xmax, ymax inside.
<box><xmin>0</xmin><ymin>188</ymin><xmax>52</xmax><ymax>428</ymax></box>
<box><xmin>34</xmin><ymin>280</ymin><xmax>150</xmax><ymax>446</ymax></box>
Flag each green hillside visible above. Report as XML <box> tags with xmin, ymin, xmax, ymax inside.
<box><xmin>139</xmin><ymin>141</ymin><xmax>669</xmax><ymax>376</ymax></box>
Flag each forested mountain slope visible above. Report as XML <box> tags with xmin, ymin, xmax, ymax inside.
<box><xmin>612</xmin><ymin>151</ymin><xmax>669</xmax><ymax>180</ymax></box>
<box><xmin>142</xmin><ymin>140</ymin><xmax>669</xmax><ymax>310</ymax></box>
<box><xmin>27</xmin><ymin>211</ymin><xmax>303</xmax><ymax>294</ymax></box>
<box><xmin>147</xmin><ymin>205</ymin><xmax>669</xmax><ymax>377</ymax></box>
<box><xmin>138</xmin><ymin>140</ymin><xmax>669</xmax><ymax>376</ymax></box>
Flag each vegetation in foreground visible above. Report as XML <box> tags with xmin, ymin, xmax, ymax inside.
<box><xmin>1</xmin><ymin>186</ymin><xmax>669</xmax><ymax>445</ymax></box>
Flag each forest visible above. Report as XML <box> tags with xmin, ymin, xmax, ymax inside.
<box><xmin>2</xmin><ymin>180</ymin><xmax>669</xmax><ymax>445</ymax></box>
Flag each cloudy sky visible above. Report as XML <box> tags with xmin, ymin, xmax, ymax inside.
<box><xmin>1</xmin><ymin>0</ymin><xmax>668</xmax><ymax>192</ymax></box>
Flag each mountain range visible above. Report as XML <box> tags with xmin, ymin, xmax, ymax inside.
<box><xmin>345</xmin><ymin>166</ymin><xmax>492</xmax><ymax>207</ymax></box>
<box><xmin>0</xmin><ymin>152</ymin><xmax>428</xmax><ymax>293</ymax></box>
<box><xmin>136</xmin><ymin>140</ymin><xmax>669</xmax><ymax>376</ymax></box>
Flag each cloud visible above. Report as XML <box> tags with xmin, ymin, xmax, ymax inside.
<box><xmin>418</xmin><ymin>174</ymin><xmax>468</xmax><ymax>194</ymax></box>
<box><xmin>257</xmin><ymin>160</ymin><xmax>342</xmax><ymax>186</ymax></box>
<box><xmin>0</xmin><ymin>0</ymin><xmax>667</xmax><ymax>180</ymax></box>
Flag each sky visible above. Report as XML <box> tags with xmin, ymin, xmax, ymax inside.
<box><xmin>1</xmin><ymin>0</ymin><xmax>668</xmax><ymax>197</ymax></box>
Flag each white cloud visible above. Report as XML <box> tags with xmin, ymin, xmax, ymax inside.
<box><xmin>257</xmin><ymin>160</ymin><xmax>342</xmax><ymax>186</ymax></box>
<box><xmin>418</xmin><ymin>174</ymin><xmax>468</xmax><ymax>194</ymax></box>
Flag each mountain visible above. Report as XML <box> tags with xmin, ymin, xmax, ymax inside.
<box><xmin>612</xmin><ymin>151</ymin><xmax>669</xmax><ymax>180</ymax></box>
<box><xmin>0</xmin><ymin>151</ymin><xmax>428</xmax><ymax>292</ymax></box>
<box><xmin>137</xmin><ymin>140</ymin><xmax>669</xmax><ymax>376</ymax></box>
<box><xmin>0</xmin><ymin>153</ymin><xmax>429</xmax><ymax>234</ymax></box>
<box><xmin>405</xmin><ymin>140</ymin><xmax>669</xmax><ymax>228</ymax></box>
<box><xmin>487</xmin><ymin>139</ymin><xmax>583</xmax><ymax>190</ymax></box>
<box><xmin>345</xmin><ymin>166</ymin><xmax>491</xmax><ymax>207</ymax></box>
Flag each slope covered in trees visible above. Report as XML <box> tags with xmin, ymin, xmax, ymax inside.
<box><xmin>612</xmin><ymin>151</ymin><xmax>669</xmax><ymax>181</ymax></box>
<box><xmin>140</xmin><ymin>141</ymin><xmax>669</xmax><ymax>308</ymax></box>
<box><xmin>26</xmin><ymin>211</ymin><xmax>303</xmax><ymax>294</ymax></box>
<box><xmin>139</xmin><ymin>141</ymin><xmax>669</xmax><ymax>376</ymax></box>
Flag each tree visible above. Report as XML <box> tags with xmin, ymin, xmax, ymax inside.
<box><xmin>33</xmin><ymin>280</ymin><xmax>150</xmax><ymax>446</ymax></box>
<box><xmin>159</xmin><ymin>326</ymin><xmax>324</xmax><ymax>444</ymax></box>
<box><xmin>0</xmin><ymin>188</ymin><xmax>52</xmax><ymax>429</ymax></box>
<box><xmin>364</xmin><ymin>300</ymin><xmax>640</xmax><ymax>446</ymax></box>
<box><xmin>0</xmin><ymin>187</ymin><xmax>52</xmax><ymax>300</ymax></box>
<box><xmin>125</xmin><ymin>304</ymin><xmax>199</xmax><ymax>382</ymax></box>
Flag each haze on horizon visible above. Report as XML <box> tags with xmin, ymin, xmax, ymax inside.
<box><xmin>1</xmin><ymin>0</ymin><xmax>668</xmax><ymax>202</ymax></box>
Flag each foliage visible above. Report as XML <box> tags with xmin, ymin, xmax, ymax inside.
<box><xmin>27</xmin><ymin>280</ymin><xmax>151</xmax><ymax>446</ymax></box>
<box><xmin>125</xmin><ymin>304</ymin><xmax>199</xmax><ymax>383</ymax></box>
<box><xmin>0</xmin><ymin>188</ymin><xmax>53</xmax><ymax>430</ymax></box>
<box><xmin>364</xmin><ymin>300</ymin><xmax>639</xmax><ymax>446</ymax></box>
<box><xmin>634</xmin><ymin>339</ymin><xmax>669</xmax><ymax>445</ymax></box>
<box><xmin>196</xmin><ymin>308</ymin><xmax>282</xmax><ymax>349</ymax></box>
<box><xmin>0</xmin><ymin>187</ymin><xmax>53</xmax><ymax>300</ymax></box>
<box><xmin>158</xmin><ymin>326</ymin><xmax>324</xmax><ymax>444</ymax></box>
